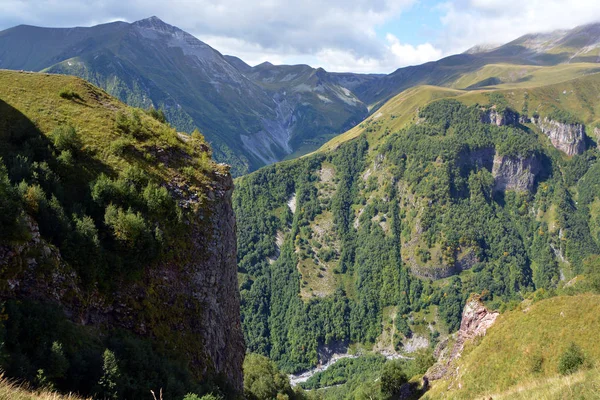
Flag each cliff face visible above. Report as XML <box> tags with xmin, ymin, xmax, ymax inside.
<box><xmin>480</xmin><ymin>108</ymin><xmax>518</xmax><ymax>126</ymax></box>
<box><xmin>0</xmin><ymin>173</ymin><xmax>245</xmax><ymax>392</ymax></box>
<box><xmin>536</xmin><ymin>117</ymin><xmax>586</xmax><ymax>155</ymax></box>
<box><xmin>492</xmin><ymin>153</ymin><xmax>541</xmax><ymax>192</ymax></box>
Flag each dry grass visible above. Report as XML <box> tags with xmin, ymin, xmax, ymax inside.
<box><xmin>492</xmin><ymin>368</ymin><xmax>600</xmax><ymax>400</ymax></box>
<box><xmin>0</xmin><ymin>374</ymin><xmax>89</xmax><ymax>400</ymax></box>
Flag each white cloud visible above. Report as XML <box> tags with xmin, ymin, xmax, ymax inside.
<box><xmin>438</xmin><ymin>0</ymin><xmax>600</xmax><ymax>54</ymax></box>
<box><xmin>386</xmin><ymin>34</ymin><xmax>443</xmax><ymax>67</ymax></box>
<box><xmin>1</xmin><ymin>0</ymin><xmax>600</xmax><ymax>73</ymax></box>
<box><xmin>307</xmin><ymin>35</ymin><xmax>442</xmax><ymax>73</ymax></box>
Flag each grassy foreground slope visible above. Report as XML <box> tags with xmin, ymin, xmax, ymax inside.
<box><xmin>426</xmin><ymin>295</ymin><xmax>600</xmax><ymax>400</ymax></box>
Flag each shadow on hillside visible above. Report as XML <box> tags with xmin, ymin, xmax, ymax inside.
<box><xmin>0</xmin><ymin>97</ymin><xmax>112</xmax><ymax>204</ymax></box>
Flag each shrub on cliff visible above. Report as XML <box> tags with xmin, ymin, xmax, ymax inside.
<box><xmin>0</xmin><ymin>160</ymin><xmax>27</xmax><ymax>240</ymax></box>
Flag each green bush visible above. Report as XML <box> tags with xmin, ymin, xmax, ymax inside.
<box><xmin>558</xmin><ymin>342</ymin><xmax>585</xmax><ymax>375</ymax></box>
<box><xmin>0</xmin><ymin>160</ymin><xmax>27</xmax><ymax>240</ymax></box>
<box><xmin>243</xmin><ymin>353</ymin><xmax>295</xmax><ymax>400</ymax></box>
<box><xmin>104</xmin><ymin>205</ymin><xmax>153</xmax><ymax>249</ymax></box>
<box><xmin>51</xmin><ymin>125</ymin><xmax>82</xmax><ymax>152</ymax></box>
<box><xmin>98</xmin><ymin>349</ymin><xmax>120</xmax><ymax>400</ymax></box>
<box><xmin>115</xmin><ymin>110</ymin><xmax>145</xmax><ymax>138</ymax></box>
<box><xmin>56</xmin><ymin>150</ymin><xmax>74</xmax><ymax>167</ymax></box>
<box><xmin>146</xmin><ymin>107</ymin><xmax>167</xmax><ymax>123</ymax></box>
<box><xmin>58</xmin><ymin>88</ymin><xmax>82</xmax><ymax>101</ymax></box>
<box><xmin>143</xmin><ymin>182</ymin><xmax>174</xmax><ymax>216</ymax></box>
<box><xmin>380</xmin><ymin>360</ymin><xmax>408</xmax><ymax>399</ymax></box>
<box><xmin>109</xmin><ymin>137</ymin><xmax>133</xmax><ymax>156</ymax></box>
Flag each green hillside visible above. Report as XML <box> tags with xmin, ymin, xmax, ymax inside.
<box><xmin>319</xmin><ymin>69</ymin><xmax>600</xmax><ymax>155</ymax></box>
<box><xmin>234</xmin><ymin>67</ymin><xmax>600</xmax><ymax>380</ymax></box>
<box><xmin>426</xmin><ymin>295</ymin><xmax>600</xmax><ymax>399</ymax></box>
<box><xmin>3</xmin><ymin>20</ymin><xmax>600</xmax><ymax>176</ymax></box>
<box><xmin>0</xmin><ymin>69</ymin><xmax>237</xmax><ymax>399</ymax></box>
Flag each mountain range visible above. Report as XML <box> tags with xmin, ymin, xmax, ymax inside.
<box><xmin>2</xmin><ymin>14</ymin><xmax>600</xmax><ymax>400</ymax></box>
<box><xmin>2</xmin><ymin>17</ymin><xmax>600</xmax><ymax>174</ymax></box>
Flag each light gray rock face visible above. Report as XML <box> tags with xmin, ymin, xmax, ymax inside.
<box><xmin>492</xmin><ymin>153</ymin><xmax>541</xmax><ymax>192</ymax></box>
<box><xmin>0</xmin><ymin>173</ymin><xmax>245</xmax><ymax>392</ymax></box>
<box><xmin>536</xmin><ymin>117</ymin><xmax>586</xmax><ymax>155</ymax></box>
<box><xmin>480</xmin><ymin>108</ymin><xmax>518</xmax><ymax>126</ymax></box>
<box><xmin>594</xmin><ymin>127</ymin><xmax>600</xmax><ymax>148</ymax></box>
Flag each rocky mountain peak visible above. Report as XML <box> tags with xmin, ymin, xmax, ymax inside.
<box><xmin>132</xmin><ymin>16</ymin><xmax>175</xmax><ymax>31</ymax></box>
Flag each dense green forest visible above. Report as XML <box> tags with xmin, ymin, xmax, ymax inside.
<box><xmin>234</xmin><ymin>97</ymin><xmax>600</xmax><ymax>374</ymax></box>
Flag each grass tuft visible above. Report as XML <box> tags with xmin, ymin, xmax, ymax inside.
<box><xmin>0</xmin><ymin>373</ymin><xmax>89</xmax><ymax>400</ymax></box>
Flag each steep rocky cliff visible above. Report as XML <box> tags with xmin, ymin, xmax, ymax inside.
<box><xmin>535</xmin><ymin>117</ymin><xmax>586</xmax><ymax>155</ymax></box>
<box><xmin>492</xmin><ymin>153</ymin><xmax>541</xmax><ymax>192</ymax></box>
<box><xmin>0</xmin><ymin>70</ymin><xmax>244</xmax><ymax>395</ymax></box>
<box><xmin>0</xmin><ymin>164</ymin><xmax>245</xmax><ymax>394</ymax></box>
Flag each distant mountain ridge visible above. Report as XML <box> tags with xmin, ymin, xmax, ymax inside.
<box><xmin>1</xmin><ymin>17</ymin><xmax>600</xmax><ymax>174</ymax></box>
<box><xmin>0</xmin><ymin>16</ymin><xmax>372</xmax><ymax>174</ymax></box>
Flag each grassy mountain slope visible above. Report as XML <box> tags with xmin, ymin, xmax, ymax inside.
<box><xmin>321</xmin><ymin>69</ymin><xmax>600</xmax><ymax>154</ymax></box>
<box><xmin>0</xmin><ymin>69</ymin><xmax>240</xmax><ymax>399</ymax></box>
<box><xmin>352</xmin><ymin>23</ymin><xmax>600</xmax><ymax>109</ymax></box>
<box><xmin>425</xmin><ymin>295</ymin><xmax>600</xmax><ymax>399</ymax></box>
<box><xmin>449</xmin><ymin>62</ymin><xmax>600</xmax><ymax>90</ymax></box>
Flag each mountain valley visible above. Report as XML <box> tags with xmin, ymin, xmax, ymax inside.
<box><xmin>1</xmin><ymin>14</ymin><xmax>600</xmax><ymax>400</ymax></box>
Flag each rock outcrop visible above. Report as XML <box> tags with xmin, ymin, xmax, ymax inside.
<box><xmin>535</xmin><ymin>117</ymin><xmax>586</xmax><ymax>155</ymax></box>
<box><xmin>594</xmin><ymin>127</ymin><xmax>600</xmax><ymax>148</ymax></box>
<box><xmin>426</xmin><ymin>295</ymin><xmax>499</xmax><ymax>381</ymax></box>
<box><xmin>0</xmin><ymin>173</ymin><xmax>245</xmax><ymax>392</ymax></box>
<box><xmin>492</xmin><ymin>153</ymin><xmax>541</xmax><ymax>192</ymax></box>
<box><xmin>480</xmin><ymin>108</ymin><xmax>518</xmax><ymax>126</ymax></box>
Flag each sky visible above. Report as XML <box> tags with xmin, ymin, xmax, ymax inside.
<box><xmin>2</xmin><ymin>0</ymin><xmax>600</xmax><ymax>73</ymax></box>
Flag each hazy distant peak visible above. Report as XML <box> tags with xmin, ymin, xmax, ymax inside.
<box><xmin>463</xmin><ymin>43</ymin><xmax>501</xmax><ymax>55</ymax></box>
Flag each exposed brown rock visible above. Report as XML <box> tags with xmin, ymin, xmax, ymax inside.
<box><xmin>426</xmin><ymin>295</ymin><xmax>499</xmax><ymax>381</ymax></box>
